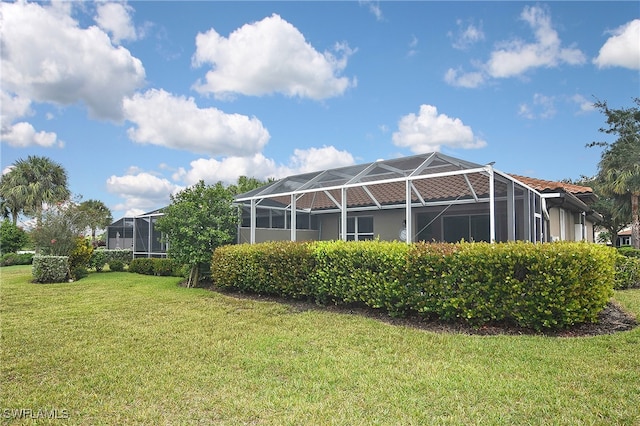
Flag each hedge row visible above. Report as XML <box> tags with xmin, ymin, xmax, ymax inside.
<box><xmin>211</xmin><ymin>241</ymin><xmax>617</xmax><ymax>330</ymax></box>
<box><xmin>1</xmin><ymin>252</ymin><xmax>34</xmax><ymax>267</ymax></box>
<box><xmin>128</xmin><ymin>257</ymin><xmax>185</xmax><ymax>277</ymax></box>
<box><xmin>32</xmin><ymin>255</ymin><xmax>69</xmax><ymax>283</ymax></box>
<box><xmin>89</xmin><ymin>249</ymin><xmax>132</xmax><ymax>272</ymax></box>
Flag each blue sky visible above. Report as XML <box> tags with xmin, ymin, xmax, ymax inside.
<box><xmin>1</xmin><ymin>1</ymin><xmax>639</xmax><ymax>222</ymax></box>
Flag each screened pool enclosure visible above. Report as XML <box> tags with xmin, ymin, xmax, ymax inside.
<box><xmin>235</xmin><ymin>152</ymin><xmax>548</xmax><ymax>245</ymax></box>
<box><xmin>106</xmin><ymin>209</ymin><xmax>167</xmax><ymax>258</ymax></box>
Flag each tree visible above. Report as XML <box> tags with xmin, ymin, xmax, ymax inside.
<box><xmin>0</xmin><ymin>156</ymin><xmax>70</xmax><ymax>224</ymax></box>
<box><xmin>77</xmin><ymin>199</ymin><xmax>113</xmax><ymax>246</ymax></box>
<box><xmin>30</xmin><ymin>201</ymin><xmax>86</xmax><ymax>256</ymax></box>
<box><xmin>589</xmin><ymin>98</ymin><xmax>640</xmax><ymax>249</ymax></box>
<box><xmin>155</xmin><ymin>181</ymin><xmax>238</xmax><ymax>287</ymax></box>
<box><xmin>572</xmin><ymin>176</ymin><xmax>630</xmax><ymax>245</ymax></box>
<box><xmin>228</xmin><ymin>175</ymin><xmax>274</xmax><ymax>196</ymax></box>
<box><xmin>0</xmin><ymin>219</ymin><xmax>29</xmax><ymax>254</ymax></box>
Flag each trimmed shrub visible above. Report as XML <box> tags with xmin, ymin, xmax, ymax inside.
<box><xmin>211</xmin><ymin>240</ymin><xmax>617</xmax><ymax>330</ymax></box>
<box><xmin>129</xmin><ymin>258</ymin><xmax>155</xmax><ymax>275</ymax></box>
<box><xmin>615</xmin><ymin>254</ymin><xmax>640</xmax><ymax>289</ymax></box>
<box><xmin>1</xmin><ymin>252</ymin><xmax>34</xmax><ymax>267</ymax></box>
<box><xmin>71</xmin><ymin>266</ymin><xmax>89</xmax><ymax>280</ymax></box>
<box><xmin>618</xmin><ymin>246</ymin><xmax>640</xmax><ymax>259</ymax></box>
<box><xmin>89</xmin><ymin>249</ymin><xmax>108</xmax><ymax>272</ymax></box>
<box><xmin>32</xmin><ymin>255</ymin><xmax>69</xmax><ymax>283</ymax></box>
<box><xmin>212</xmin><ymin>242</ymin><xmax>315</xmax><ymax>298</ymax></box>
<box><xmin>107</xmin><ymin>249</ymin><xmax>133</xmax><ymax>265</ymax></box>
<box><xmin>153</xmin><ymin>258</ymin><xmax>180</xmax><ymax>276</ymax></box>
<box><xmin>109</xmin><ymin>260</ymin><xmax>125</xmax><ymax>272</ymax></box>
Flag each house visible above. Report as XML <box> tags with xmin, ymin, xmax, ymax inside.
<box><xmin>106</xmin><ymin>208</ymin><xmax>168</xmax><ymax>258</ymax></box>
<box><xmin>510</xmin><ymin>175</ymin><xmax>601</xmax><ymax>243</ymax></box>
<box><xmin>235</xmin><ymin>152</ymin><xmax>601</xmax><ymax>245</ymax></box>
<box><xmin>616</xmin><ymin>226</ymin><xmax>632</xmax><ymax>247</ymax></box>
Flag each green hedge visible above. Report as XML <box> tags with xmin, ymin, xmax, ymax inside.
<box><xmin>211</xmin><ymin>241</ymin><xmax>617</xmax><ymax>331</ymax></box>
<box><xmin>615</xmin><ymin>255</ymin><xmax>640</xmax><ymax>289</ymax></box>
<box><xmin>32</xmin><ymin>255</ymin><xmax>69</xmax><ymax>283</ymax></box>
<box><xmin>90</xmin><ymin>249</ymin><xmax>133</xmax><ymax>272</ymax></box>
<box><xmin>128</xmin><ymin>257</ymin><xmax>184</xmax><ymax>277</ymax></box>
<box><xmin>1</xmin><ymin>252</ymin><xmax>34</xmax><ymax>267</ymax></box>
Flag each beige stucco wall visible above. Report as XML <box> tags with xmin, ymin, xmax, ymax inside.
<box><xmin>237</xmin><ymin>228</ymin><xmax>319</xmax><ymax>244</ymax></box>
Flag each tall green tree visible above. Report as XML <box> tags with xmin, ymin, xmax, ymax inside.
<box><xmin>589</xmin><ymin>98</ymin><xmax>640</xmax><ymax>248</ymax></box>
<box><xmin>77</xmin><ymin>199</ymin><xmax>113</xmax><ymax>246</ymax></box>
<box><xmin>155</xmin><ymin>181</ymin><xmax>237</xmax><ymax>287</ymax></box>
<box><xmin>0</xmin><ymin>219</ymin><xmax>29</xmax><ymax>254</ymax></box>
<box><xmin>0</xmin><ymin>156</ymin><xmax>70</xmax><ymax>224</ymax></box>
<box><xmin>572</xmin><ymin>176</ymin><xmax>631</xmax><ymax>245</ymax></box>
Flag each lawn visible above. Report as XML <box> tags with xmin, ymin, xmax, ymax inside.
<box><xmin>1</xmin><ymin>265</ymin><xmax>639</xmax><ymax>425</ymax></box>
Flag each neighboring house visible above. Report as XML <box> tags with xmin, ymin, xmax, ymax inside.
<box><xmin>235</xmin><ymin>152</ymin><xmax>601</xmax><ymax>245</ymax></box>
<box><xmin>616</xmin><ymin>226</ymin><xmax>632</xmax><ymax>247</ymax></box>
<box><xmin>106</xmin><ymin>208</ymin><xmax>167</xmax><ymax>258</ymax></box>
<box><xmin>511</xmin><ymin>176</ymin><xmax>601</xmax><ymax>243</ymax></box>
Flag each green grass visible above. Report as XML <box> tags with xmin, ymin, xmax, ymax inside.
<box><xmin>2</xmin><ymin>264</ymin><xmax>640</xmax><ymax>425</ymax></box>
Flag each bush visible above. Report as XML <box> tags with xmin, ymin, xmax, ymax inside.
<box><xmin>109</xmin><ymin>260</ymin><xmax>125</xmax><ymax>272</ymax></box>
<box><xmin>71</xmin><ymin>266</ymin><xmax>89</xmax><ymax>280</ymax></box>
<box><xmin>129</xmin><ymin>258</ymin><xmax>156</xmax><ymax>275</ymax></box>
<box><xmin>32</xmin><ymin>255</ymin><xmax>69</xmax><ymax>283</ymax></box>
<box><xmin>107</xmin><ymin>249</ymin><xmax>133</xmax><ymax>265</ymax></box>
<box><xmin>89</xmin><ymin>249</ymin><xmax>108</xmax><ymax>272</ymax></box>
<box><xmin>69</xmin><ymin>237</ymin><xmax>93</xmax><ymax>271</ymax></box>
<box><xmin>211</xmin><ymin>241</ymin><xmax>617</xmax><ymax>330</ymax></box>
<box><xmin>618</xmin><ymin>246</ymin><xmax>640</xmax><ymax>258</ymax></box>
<box><xmin>1</xmin><ymin>252</ymin><xmax>34</xmax><ymax>267</ymax></box>
<box><xmin>0</xmin><ymin>219</ymin><xmax>29</xmax><ymax>255</ymax></box>
<box><xmin>127</xmin><ymin>257</ymin><xmax>184</xmax><ymax>276</ymax></box>
<box><xmin>614</xmin><ymin>255</ymin><xmax>640</xmax><ymax>289</ymax></box>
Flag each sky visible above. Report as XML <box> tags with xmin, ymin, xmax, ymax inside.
<box><xmin>1</xmin><ymin>1</ymin><xmax>639</xmax><ymax>223</ymax></box>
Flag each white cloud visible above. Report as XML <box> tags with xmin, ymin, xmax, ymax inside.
<box><xmin>570</xmin><ymin>94</ymin><xmax>596</xmax><ymax>114</ymax></box>
<box><xmin>450</xmin><ymin>19</ymin><xmax>485</xmax><ymax>50</ymax></box>
<box><xmin>174</xmin><ymin>147</ymin><xmax>355</xmax><ymax>186</ymax></box>
<box><xmin>288</xmin><ymin>146</ymin><xmax>355</xmax><ymax>174</ymax></box>
<box><xmin>106</xmin><ymin>172</ymin><xmax>183</xmax><ymax>216</ymax></box>
<box><xmin>0</xmin><ymin>91</ymin><xmax>61</xmax><ymax>148</ymax></box>
<box><xmin>593</xmin><ymin>19</ymin><xmax>640</xmax><ymax>70</ymax></box>
<box><xmin>123</xmin><ymin>89</ymin><xmax>270</xmax><ymax>156</ymax></box>
<box><xmin>0</xmin><ymin>1</ymin><xmax>145</xmax><ymax>121</ymax></box>
<box><xmin>1</xmin><ymin>122</ymin><xmax>61</xmax><ymax>148</ymax></box>
<box><xmin>94</xmin><ymin>2</ymin><xmax>138</xmax><ymax>44</ymax></box>
<box><xmin>518</xmin><ymin>94</ymin><xmax>556</xmax><ymax>120</ymax></box>
<box><xmin>392</xmin><ymin>104</ymin><xmax>487</xmax><ymax>153</ymax></box>
<box><xmin>444</xmin><ymin>68</ymin><xmax>485</xmax><ymax>88</ymax></box>
<box><xmin>359</xmin><ymin>1</ymin><xmax>383</xmax><ymax>21</ymax></box>
<box><xmin>445</xmin><ymin>5</ymin><xmax>585</xmax><ymax>87</ymax></box>
<box><xmin>192</xmin><ymin>14</ymin><xmax>356</xmax><ymax>100</ymax></box>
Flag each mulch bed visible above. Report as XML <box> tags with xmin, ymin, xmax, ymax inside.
<box><xmin>207</xmin><ymin>285</ymin><xmax>638</xmax><ymax>337</ymax></box>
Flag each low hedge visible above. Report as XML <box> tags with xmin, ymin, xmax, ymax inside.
<box><xmin>615</xmin><ymin>255</ymin><xmax>640</xmax><ymax>289</ymax></box>
<box><xmin>1</xmin><ymin>252</ymin><xmax>34</xmax><ymax>267</ymax></box>
<box><xmin>89</xmin><ymin>249</ymin><xmax>132</xmax><ymax>272</ymax></box>
<box><xmin>211</xmin><ymin>241</ymin><xmax>617</xmax><ymax>330</ymax></box>
<box><xmin>32</xmin><ymin>255</ymin><xmax>69</xmax><ymax>283</ymax></box>
<box><xmin>128</xmin><ymin>257</ymin><xmax>184</xmax><ymax>277</ymax></box>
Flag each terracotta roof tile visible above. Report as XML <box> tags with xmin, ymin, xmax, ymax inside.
<box><xmin>511</xmin><ymin>175</ymin><xmax>593</xmax><ymax>195</ymax></box>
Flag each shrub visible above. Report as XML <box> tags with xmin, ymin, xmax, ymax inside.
<box><xmin>153</xmin><ymin>259</ymin><xmax>179</xmax><ymax>276</ymax></box>
<box><xmin>614</xmin><ymin>254</ymin><xmax>640</xmax><ymax>289</ymax></box>
<box><xmin>69</xmin><ymin>237</ymin><xmax>94</xmax><ymax>271</ymax></box>
<box><xmin>89</xmin><ymin>249</ymin><xmax>108</xmax><ymax>272</ymax></box>
<box><xmin>0</xmin><ymin>219</ymin><xmax>29</xmax><ymax>255</ymax></box>
<box><xmin>32</xmin><ymin>255</ymin><xmax>69</xmax><ymax>283</ymax></box>
<box><xmin>618</xmin><ymin>246</ymin><xmax>640</xmax><ymax>258</ymax></box>
<box><xmin>109</xmin><ymin>260</ymin><xmax>125</xmax><ymax>272</ymax></box>
<box><xmin>1</xmin><ymin>252</ymin><xmax>34</xmax><ymax>267</ymax></box>
<box><xmin>107</xmin><ymin>249</ymin><xmax>133</xmax><ymax>265</ymax></box>
<box><xmin>129</xmin><ymin>258</ymin><xmax>156</xmax><ymax>275</ymax></box>
<box><xmin>211</xmin><ymin>241</ymin><xmax>617</xmax><ymax>330</ymax></box>
<box><xmin>71</xmin><ymin>266</ymin><xmax>89</xmax><ymax>280</ymax></box>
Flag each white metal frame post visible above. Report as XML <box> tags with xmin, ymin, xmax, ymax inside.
<box><xmin>488</xmin><ymin>164</ymin><xmax>496</xmax><ymax>242</ymax></box>
<box><xmin>405</xmin><ymin>180</ymin><xmax>413</xmax><ymax>244</ymax></box>
<box><xmin>341</xmin><ymin>187</ymin><xmax>348</xmax><ymax>241</ymax></box>
<box><xmin>290</xmin><ymin>194</ymin><xmax>297</xmax><ymax>242</ymax></box>
<box><xmin>250</xmin><ymin>199</ymin><xmax>256</xmax><ymax>244</ymax></box>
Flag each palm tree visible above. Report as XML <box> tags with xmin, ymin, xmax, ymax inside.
<box><xmin>0</xmin><ymin>156</ymin><xmax>70</xmax><ymax>224</ymax></box>
<box><xmin>592</xmin><ymin>98</ymin><xmax>640</xmax><ymax>248</ymax></box>
<box><xmin>77</xmin><ymin>199</ymin><xmax>113</xmax><ymax>245</ymax></box>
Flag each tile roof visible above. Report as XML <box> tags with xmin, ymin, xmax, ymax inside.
<box><xmin>511</xmin><ymin>175</ymin><xmax>593</xmax><ymax>195</ymax></box>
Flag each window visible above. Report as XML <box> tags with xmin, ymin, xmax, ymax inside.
<box><xmin>443</xmin><ymin>215</ymin><xmax>490</xmax><ymax>242</ymax></box>
<box><xmin>345</xmin><ymin>216</ymin><xmax>374</xmax><ymax>241</ymax></box>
